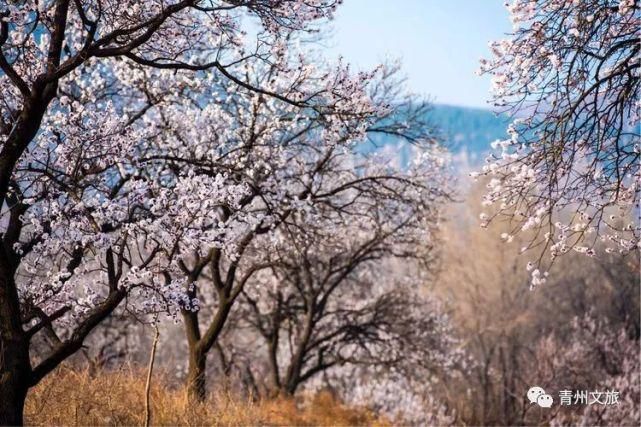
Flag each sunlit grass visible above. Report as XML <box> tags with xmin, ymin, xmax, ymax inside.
<box><xmin>24</xmin><ymin>366</ymin><xmax>388</xmax><ymax>426</ymax></box>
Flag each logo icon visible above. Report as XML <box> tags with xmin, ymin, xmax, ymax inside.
<box><xmin>527</xmin><ymin>386</ymin><xmax>553</xmax><ymax>408</ymax></box>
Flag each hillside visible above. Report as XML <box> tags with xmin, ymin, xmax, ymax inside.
<box><xmin>430</xmin><ymin>104</ymin><xmax>509</xmax><ymax>160</ymax></box>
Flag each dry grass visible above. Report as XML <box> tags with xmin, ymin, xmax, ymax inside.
<box><xmin>25</xmin><ymin>366</ymin><xmax>387</xmax><ymax>426</ymax></box>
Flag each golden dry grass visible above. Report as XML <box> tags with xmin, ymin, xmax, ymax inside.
<box><xmin>24</xmin><ymin>366</ymin><xmax>388</xmax><ymax>426</ymax></box>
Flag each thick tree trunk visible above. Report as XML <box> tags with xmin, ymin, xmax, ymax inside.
<box><xmin>0</xmin><ymin>266</ymin><xmax>31</xmax><ymax>426</ymax></box>
<box><xmin>186</xmin><ymin>348</ymin><xmax>207</xmax><ymax>402</ymax></box>
<box><xmin>0</xmin><ymin>244</ymin><xmax>29</xmax><ymax>427</ymax></box>
<box><xmin>0</xmin><ymin>70</ymin><xmax>58</xmax><ymax>427</ymax></box>
<box><xmin>0</xmin><ymin>361</ymin><xmax>29</xmax><ymax>426</ymax></box>
<box><xmin>0</xmin><ymin>318</ymin><xmax>29</xmax><ymax>426</ymax></box>
<box><xmin>185</xmin><ymin>299</ymin><xmax>234</xmax><ymax>401</ymax></box>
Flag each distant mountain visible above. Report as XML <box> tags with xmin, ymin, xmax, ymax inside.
<box><xmin>363</xmin><ymin>103</ymin><xmax>510</xmax><ymax>167</ymax></box>
<box><xmin>430</xmin><ymin>104</ymin><xmax>509</xmax><ymax>161</ymax></box>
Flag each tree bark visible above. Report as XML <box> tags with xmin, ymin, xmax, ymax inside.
<box><xmin>0</xmin><ymin>373</ymin><xmax>28</xmax><ymax>426</ymax></box>
<box><xmin>186</xmin><ymin>348</ymin><xmax>207</xmax><ymax>402</ymax></box>
<box><xmin>283</xmin><ymin>309</ymin><xmax>315</xmax><ymax>395</ymax></box>
<box><xmin>267</xmin><ymin>335</ymin><xmax>281</xmax><ymax>392</ymax></box>
<box><xmin>0</xmin><ymin>263</ymin><xmax>30</xmax><ymax>426</ymax></box>
<box><xmin>186</xmin><ymin>298</ymin><xmax>234</xmax><ymax>401</ymax></box>
<box><xmin>0</xmin><ymin>336</ymin><xmax>29</xmax><ymax>426</ymax></box>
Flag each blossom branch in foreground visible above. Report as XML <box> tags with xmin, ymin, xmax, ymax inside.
<box><xmin>476</xmin><ymin>0</ymin><xmax>640</xmax><ymax>287</ymax></box>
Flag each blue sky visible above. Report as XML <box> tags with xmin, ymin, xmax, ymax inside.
<box><xmin>326</xmin><ymin>0</ymin><xmax>511</xmax><ymax>109</ymax></box>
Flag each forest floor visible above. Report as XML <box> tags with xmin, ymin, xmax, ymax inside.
<box><xmin>25</xmin><ymin>366</ymin><xmax>388</xmax><ymax>426</ymax></box>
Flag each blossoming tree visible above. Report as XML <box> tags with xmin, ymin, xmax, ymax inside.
<box><xmin>0</xmin><ymin>1</ymin><xmax>365</xmax><ymax>424</ymax></box>
<box><xmin>132</xmin><ymin>60</ymin><xmax>454</xmax><ymax>400</ymax></box>
<box><xmin>236</xmin><ymin>143</ymin><xmax>451</xmax><ymax>396</ymax></box>
<box><xmin>137</xmin><ymin>58</ymin><xmax>386</xmax><ymax>400</ymax></box>
<box><xmin>477</xmin><ymin>0</ymin><xmax>639</xmax><ymax>286</ymax></box>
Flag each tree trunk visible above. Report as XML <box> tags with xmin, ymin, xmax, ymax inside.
<box><xmin>283</xmin><ymin>310</ymin><xmax>315</xmax><ymax>395</ymax></box>
<box><xmin>283</xmin><ymin>379</ymin><xmax>298</xmax><ymax>396</ymax></box>
<box><xmin>0</xmin><ymin>364</ymin><xmax>29</xmax><ymax>426</ymax></box>
<box><xmin>186</xmin><ymin>348</ymin><xmax>207</xmax><ymax>402</ymax></box>
<box><xmin>0</xmin><ymin>267</ymin><xmax>31</xmax><ymax>426</ymax></box>
<box><xmin>0</xmin><ymin>326</ymin><xmax>30</xmax><ymax>426</ymax></box>
<box><xmin>185</xmin><ymin>298</ymin><xmax>234</xmax><ymax>401</ymax></box>
<box><xmin>267</xmin><ymin>333</ymin><xmax>281</xmax><ymax>392</ymax></box>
